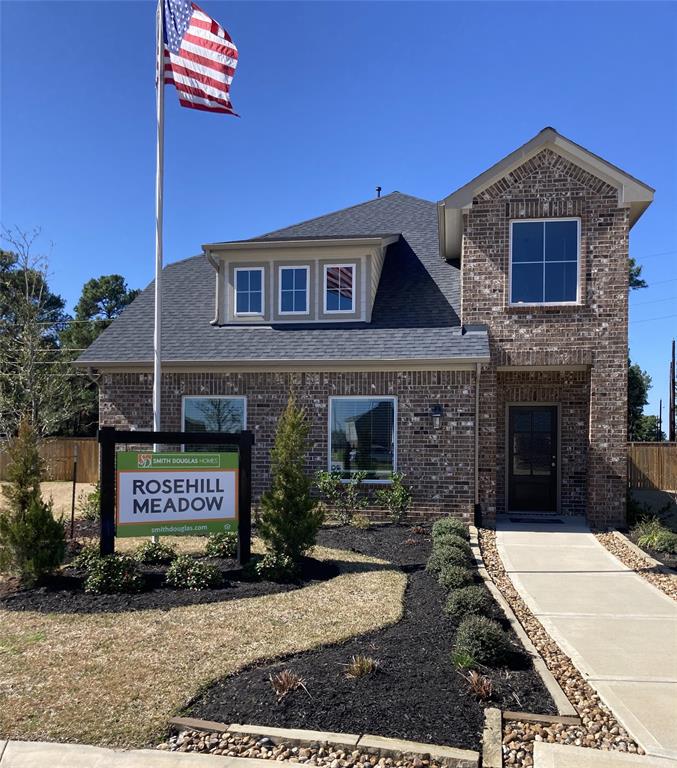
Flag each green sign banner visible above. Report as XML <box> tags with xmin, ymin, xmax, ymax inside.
<box><xmin>116</xmin><ymin>451</ymin><xmax>239</xmax><ymax>538</ymax></box>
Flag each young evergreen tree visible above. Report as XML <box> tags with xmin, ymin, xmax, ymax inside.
<box><xmin>257</xmin><ymin>391</ymin><xmax>324</xmax><ymax>566</ymax></box>
<box><xmin>0</xmin><ymin>417</ymin><xmax>65</xmax><ymax>582</ymax></box>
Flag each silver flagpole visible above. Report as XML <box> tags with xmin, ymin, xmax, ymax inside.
<box><xmin>153</xmin><ymin>0</ymin><xmax>165</xmax><ymax>444</ymax></box>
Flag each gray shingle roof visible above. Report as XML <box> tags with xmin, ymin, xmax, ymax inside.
<box><xmin>77</xmin><ymin>192</ymin><xmax>489</xmax><ymax>365</ymax></box>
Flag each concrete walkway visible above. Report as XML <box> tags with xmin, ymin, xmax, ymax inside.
<box><xmin>496</xmin><ymin>517</ymin><xmax>677</xmax><ymax>762</ymax></box>
<box><xmin>0</xmin><ymin>740</ymin><xmax>276</xmax><ymax>767</ymax></box>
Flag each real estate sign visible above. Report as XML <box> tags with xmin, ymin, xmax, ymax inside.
<box><xmin>116</xmin><ymin>451</ymin><xmax>238</xmax><ymax>537</ymax></box>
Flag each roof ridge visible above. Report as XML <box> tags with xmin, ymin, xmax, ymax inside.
<box><xmin>257</xmin><ymin>190</ymin><xmax>431</xmax><ymax>239</ymax></box>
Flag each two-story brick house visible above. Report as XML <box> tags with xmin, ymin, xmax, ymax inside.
<box><xmin>77</xmin><ymin>128</ymin><xmax>654</xmax><ymax>529</ymax></box>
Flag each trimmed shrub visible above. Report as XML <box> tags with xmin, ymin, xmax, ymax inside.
<box><xmin>426</xmin><ymin>545</ymin><xmax>470</xmax><ymax>574</ymax></box>
<box><xmin>165</xmin><ymin>555</ymin><xmax>223</xmax><ymax>590</ymax></box>
<box><xmin>374</xmin><ymin>472</ymin><xmax>412</xmax><ymax>525</ymax></box>
<box><xmin>255</xmin><ymin>551</ymin><xmax>298</xmax><ymax>582</ymax></box>
<box><xmin>433</xmin><ymin>531</ymin><xmax>473</xmax><ymax>559</ymax></box>
<box><xmin>135</xmin><ymin>540</ymin><xmax>178</xmax><ymax>565</ymax></box>
<box><xmin>432</xmin><ymin>517</ymin><xmax>469</xmax><ymax>542</ymax></box>
<box><xmin>71</xmin><ymin>544</ymin><xmax>101</xmax><ymax>571</ymax></box>
<box><xmin>84</xmin><ymin>553</ymin><xmax>145</xmax><ymax>594</ymax></box>
<box><xmin>0</xmin><ymin>497</ymin><xmax>65</xmax><ymax>584</ymax></box>
<box><xmin>445</xmin><ymin>584</ymin><xmax>493</xmax><ymax>619</ymax></box>
<box><xmin>258</xmin><ymin>392</ymin><xmax>325</xmax><ymax>562</ymax></box>
<box><xmin>453</xmin><ymin>615</ymin><xmax>514</xmax><ymax>666</ymax></box>
<box><xmin>205</xmin><ymin>531</ymin><xmax>238</xmax><ymax>559</ymax></box>
<box><xmin>437</xmin><ymin>564</ymin><xmax>474</xmax><ymax>591</ymax></box>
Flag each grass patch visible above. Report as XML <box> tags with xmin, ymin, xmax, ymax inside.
<box><xmin>0</xmin><ymin>542</ymin><xmax>405</xmax><ymax>747</ymax></box>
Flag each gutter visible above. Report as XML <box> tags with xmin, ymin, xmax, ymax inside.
<box><xmin>205</xmin><ymin>250</ymin><xmax>220</xmax><ymax>326</ymax></box>
<box><xmin>474</xmin><ymin>361</ymin><xmax>481</xmax><ymax>509</ymax></box>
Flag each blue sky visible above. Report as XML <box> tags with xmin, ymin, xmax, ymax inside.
<box><xmin>2</xmin><ymin>1</ymin><xmax>676</xmax><ymax>417</ymax></box>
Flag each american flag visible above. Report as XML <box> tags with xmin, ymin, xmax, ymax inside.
<box><xmin>163</xmin><ymin>0</ymin><xmax>238</xmax><ymax>115</ymax></box>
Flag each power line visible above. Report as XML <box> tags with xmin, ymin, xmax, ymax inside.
<box><xmin>632</xmin><ymin>295</ymin><xmax>677</xmax><ymax>307</ymax></box>
<box><xmin>630</xmin><ymin>312</ymin><xmax>677</xmax><ymax>324</ymax></box>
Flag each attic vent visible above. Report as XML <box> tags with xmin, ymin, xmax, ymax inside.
<box><xmin>507</xmin><ymin>198</ymin><xmax>583</xmax><ymax>219</ymax></box>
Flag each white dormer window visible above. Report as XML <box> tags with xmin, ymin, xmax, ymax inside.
<box><xmin>509</xmin><ymin>219</ymin><xmax>580</xmax><ymax>305</ymax></box>
<box><xmin>235</xmin><ymin>267</ymin><xmax>264</xmax><ymax>315</ymax></box>
<box><xmin>279</xmin><ymin>266</ymin><xmax>309</xmax><ymax>314</ymax></box>
<box><xmin>324</xmin><ymin>264</ymin><xmax>355</xmax><ymax>313</ymax></box>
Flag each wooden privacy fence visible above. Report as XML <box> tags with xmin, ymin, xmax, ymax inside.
<box><xmin>0</xmin><ymin>437</ymin><xmax>99</xmax><ymax>483</ymax></box>
<box><xmin>628</xmin><ymin>442</ymin><xmax>677</xmax><ymax>491</ymax></box>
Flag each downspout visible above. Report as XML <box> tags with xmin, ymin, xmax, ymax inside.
<box><xmin>474</xmin><ymin>361</ymin><xmax>481</xmax><ymax>526</ymax></box>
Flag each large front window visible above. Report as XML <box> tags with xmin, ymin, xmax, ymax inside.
<box><xmin>183</xmin><ymin>396</ymin><xmax>246</xmax><ymax>451</ymax></box>
<box><xmin>324</xmin><ymin>264</ymin><xmax>355</xmax><ymax>313</ymax></box>
<box><xmin>329</xmin><ymin>397</ymin><xmax>396</xmax><ymax>480</ymax></box>
<box><xmin>510</xmin><ymin>219</ymin><xmax>579</xmax><ymax>304</ymax></box>
<box><xmin>235</xmin><ymin>268</ymin><xmax>264</xmax><ymax>315</ymax></box>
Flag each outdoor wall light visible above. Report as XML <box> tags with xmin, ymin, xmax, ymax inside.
<box><xmin>431</xmin><ymin>404</ymin><xmax>443</xmax><ymax>429</ymax></box>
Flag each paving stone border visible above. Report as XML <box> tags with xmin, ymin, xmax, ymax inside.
<box><xmin>481</xmin><ymin>709</ymin><xmax>502</xmax><ymax>768</ymax></box>
<box><xmin>162</xmin><ymin>719</ymin><xmax>479</xmax><ymax>768</ymax></box>
<box><xmin>595</xmin><ymin>531</ymin><xmax>677</xmax><ymax>601</ymax></box>
<box><xmin>478</xmin><ymin>528</ymin><xmax>643</xmax><ymax>768</ymax></box>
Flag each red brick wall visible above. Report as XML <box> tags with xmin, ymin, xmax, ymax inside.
<box><xmin>99</xmin><ymin>369</ymin><xmax>478</xmax><ymax>520</ymax></box>
<box><xmin>461</xmin><ymin>148</ymin><xmax>629</xmax><ymax>528</ymax></box>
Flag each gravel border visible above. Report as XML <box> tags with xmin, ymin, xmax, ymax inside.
<box><xmin>596</xmin><ymin>531</ymin><xmax>677</xmax><ymax>601</ymax></box>
<box><xmin>478</xmin><ymin>529</ymin><xmax>643</xmax><ymax>768</ymax></box>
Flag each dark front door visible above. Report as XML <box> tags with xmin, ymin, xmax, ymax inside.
<box><xmin>508</xmin><ymin>406</ymin><xmax>558</xmax><ymax>513</ymax></box>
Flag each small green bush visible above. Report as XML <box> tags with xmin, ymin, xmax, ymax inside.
<box><xmin>77</xmin><ymin>483</ymin><xmax>100</xmax><ymax>522</ymax></box>
<box><xmin>255</xmin><ymin>551</ymin><xmax>298</xmax><ymax>582</ymax></box>
<box><xmin>433</xmin><ymin>533</ymin><xmax>473</xmax><ymax>559</ymax></box>
<box><xmin>0</xmin><ymin>497</ymin><xmax>66</xmax><ymax>585</ymax></box>
<box><xmin>374</xmin><ymin>472</ymin><xmax>412</xmax><ymax>525</ymax></box>
<box><xmin>633</xmin><ymin>516</ymin><xmax>677</xmax><ymax>553</ymax></box>
<box><xmin>432</xmin><ymin>517</ymin><xmax>470</xmax><ymax>541</ymax></box>
<box><xmin>135</xmin><ymin>540</ymin><xmax>178</xmax><ymax>565</ymax></box>
<box><xmin>84</xmin><ymin>554</ymin><xmax>145</xmax><ymax>594</ymax></box>
<box><xmin>437</xmin><ymin>564</ymin><xmax>474</xmax><ymax>591</ymax></box>
<box><xmin>453</xmin><ymin>615</ymin><xmax>514</xmax><ymax>666</ymax></box>
<box><xmin>71</xmin><ymin>544</ymin><xmax>101</xmax><ymax>571</ymax></box>
<box><xmin>653</xmin><ymin>529</ymin><xmax>677</xmax><ymax>554</ymax></box>
<box><xmin>426</xmin><ymin>545</ymin><xmax>470</xmax><ymax>574</ymax></box>
<box><xmin>205</xmin><ymin>531</ymin><xmax>238</xmax><ymax>558</ymax></box>
<box><xmin>165</xmin><ymin>555</ymin><xmax>223</xmax><ymax>590</ymax></box>
<box><xmin>451</xmin><ymin>649</ymin><xmax>476</xmax><ymax>670</ymax></box>
<box><xmin>445</xmin><ymin>584</ymin><xmax>493</xmax><ymax>619</ymax></box>
<box><xmin>315</xmin><ymin>469</ymin><xmax>367</xmax><ymax>525</ymax></box>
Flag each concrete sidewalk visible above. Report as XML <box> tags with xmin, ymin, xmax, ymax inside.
<box><xmin>496</xmin><ymin>517</ymin><xmax>677</xmax><ymax>761</ymax></box>
<box><xmin>0</xmin><ymin>740</ymin><xmax>275</xmax><ymax>767</ymax></box>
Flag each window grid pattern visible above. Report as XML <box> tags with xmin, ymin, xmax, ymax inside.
<box><xmin>325</xmin><ymin>265</ymin><xmax>354</xmax><ymax>312</ymax></box>
<box><xmin>280</xmin><ymin>267</ymin><xmax>308</xmax><ymax>314</ymax></box>
<box><xmin>235</xmin><ymin>268</ymin><xmax>263</xmax><ymax>315</ymax></box>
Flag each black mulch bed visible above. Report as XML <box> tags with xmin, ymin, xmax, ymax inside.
<box><xmin>0</xmin><ymin>556</ymin><xmax>339</xmax><ymax>615</ymax></box>
<box><xmin>186</xmin><ymin>525</ymin><xmax>555</xmax><ymax>750</ymax></box>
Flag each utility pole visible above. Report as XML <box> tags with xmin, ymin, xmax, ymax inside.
<box><xmin>670</xmin><ymin>340</ymin><xmax>676</xmax><ymax>442</ymax></box>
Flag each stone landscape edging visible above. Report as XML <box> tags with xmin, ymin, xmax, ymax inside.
<box><xmin>167</xmin><ymin>718</ymin><xmax>479</xmax><ymax>768</ymax></box>
<box><xmin>468</xmin><ymin>526</ymin><xmax>578</xmax><ymax>718</ymax></box>
<box><xmin>481</xmin><ymin>708</ymin><xmax>502</xmax><ymax>768</ymax></box>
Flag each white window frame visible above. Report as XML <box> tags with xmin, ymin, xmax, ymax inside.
<box><xmin>508</xmin><ymin>218</ymin><xmax>581</xmax><ymax>307</ymax></box>
<box><xmin>234</xmin><ymin>267</ymin><xmax>265</xmax><ymax>316</ymax></box>
<box><xmin>278</xmin><ymin>265</ymin><xmax>310</xmax><ymax>316</ymax></box>
<box><xmin>327</xmin><ymin>395</ymin><xmax>397</xmax><ymax>484</ymax></box>
<box><xmin>323</xmin><ymin>263</ymin><xmax>356</xmax><ymax>314</ymax></box>
<box><xmin>181</xmin><ymin>395</ymin><xmax>247</xmax><ymax>437</ymax></box>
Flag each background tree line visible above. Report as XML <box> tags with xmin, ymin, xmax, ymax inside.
<box><xmin>0</xmin><ymin>227</ymin><xmax>138</xmax><ymax>438</ymax></box>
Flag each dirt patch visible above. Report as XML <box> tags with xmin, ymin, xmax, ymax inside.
<box><xmin>186</xmin><ymin>526</ymin><xmax>554</xmax><ymax>751</ymax></box>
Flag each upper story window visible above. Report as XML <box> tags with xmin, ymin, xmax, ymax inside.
<box><xmin>510</xmin><ymin>219</ymin><xmax>580</xmax><ymax>305</ymax></box>
<box><xmin>324</xmin><ymin>264</ymin><xmax>355</xmax><ymax>313</ymax></box>
<box><xmin>279</xmin><ymin>266</ymin><xmax>309</xmax><ymax>314</ymax></box>
<box><xmin>235</xmin><ymin>267</ymin><xmax>264</xmax><ymax>315</ymax></box>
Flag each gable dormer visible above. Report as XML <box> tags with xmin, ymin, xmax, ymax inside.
<box><xmin>204</xmin><ymin>235</ymin><xmax>399</xmax><ymax>325</ymax></box>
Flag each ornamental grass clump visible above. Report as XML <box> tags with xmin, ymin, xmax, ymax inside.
<box><xmin>84</xmin><ymin>553</ymin><xmax>145</xmax><ymax>594</ymax></box>
<box><xmin>453</xmin><ymin>615</ymin><xmax>514</xmax><ymax>667</ymax></box>
<box><xmin>204</xmin><ymin>531</ymin><xmax>238</xmax><ymax>558</ymax></box>
<box><xmin>135</xmin><ymin>540</ymin><xmax>177</xmax><ymax>565</ymax></box>
<box><xmin>344</xmin><ymin>654</ymin><xmax>380</xmax><ymax>679</ymax></box>
<box><xmin>633</xmin><ymin>516</ymin><xmax>677</xmax><ymax>553</ymax></box>
<box><xmin>258</xmin><ymin>392</ymin><xmax>324</xmax><ymax>569</ymax></box>
<box><xmin>165</xmin><ymin>555</ymin><xmax>223</xmax><ymax>590</ymax></box>
<box><xmin>437</xmin><ymin>563</ymin><xmax>474</xmax><ymax>591</ymax></box>
<box><xmin>445</xmin><ymin>584</ymin><xmax>493</xmax><ymax>619</ymax></box>
<box><xmin>269</xmin><ymin>669</ymin><xmax>308</xmax><ymax>702</ymax></box>
<box><xmin>432</xmin><ymin>516</ymin><xmax>470</xmax><ymax>541</ymax></box>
